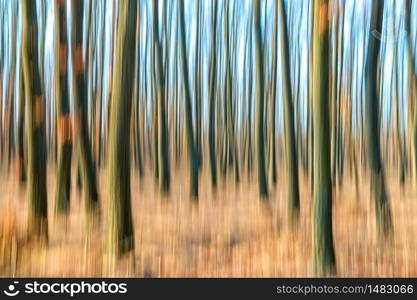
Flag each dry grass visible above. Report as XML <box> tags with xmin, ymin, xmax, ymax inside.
<box><xmin>0</xmin><ymin>165</ymin><xmax>416</xmax><ymax>277</ymax></box>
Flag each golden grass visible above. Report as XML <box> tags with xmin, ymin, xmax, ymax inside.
<box><xmin>0</xmin><ymin>165</ymin><xmax>416</xmax><ymax>277</ymax></box>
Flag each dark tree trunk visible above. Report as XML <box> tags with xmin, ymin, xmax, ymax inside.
<box><xmin>364</xmin><ymin>0</ymin><xmax>393</xmax><ymax>238</ymax></box>
<box><xmin>179</xmin><ymin>0</ymin><xmax>199</xmax><ymax>199</ymax></box>
<box><xmin>254</xmin><ymin>0</ymin><xmax>268</xmax><ymax>198</ymax></box>
<box><xmin>73</xmin><ymin>0</ymin><xmax>100</xmax><ymax>219</ymax></box>
<box><xmin>278</xmin><ymin>0</ymin><xmax>300</xmax><ymax>222</ymax></box>
<box><xmin>22</xmin><ymin>0</ymin><xmax>49</xmax><ymax>241</ymax></box>
<box><xmin>55</xmin><ymin>0</ymin><xmax>72</xmax><ymax>215</ymax></box>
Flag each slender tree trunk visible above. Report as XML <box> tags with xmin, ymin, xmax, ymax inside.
<box><xmin>308</xmin><ymin>0</ymin><xmax>314</xmax><ymax>190</ymax></box>
<box><xmin>136</xmin><ymin>2</ymin><xmax>143</xmax><ymax>178</ymax></box>
<box><xmin>208</xmin><ymin>0</ymin><xmax>218</xmax><ymax>188</ymax></box>
<box><xmin>268</xmin><ymin>1</ymin><xmax>278</xmax><ymax>186</ymax></box>
<box><xmin>179</xmin><ymin>0</ymin><xmax>199</xmax><ymax>199</ymax></box>
<box><xmin>330</xmin><ymin>3</ymin><xmax>339</xmax><ymax>186</ymax></box>
<box><xmin>392</xmin><ymin>33</ymin><xmax>404</xmax><ymax>185</ymax></box>
<box><xmin>6</xmin><ymin>75</ymin><xmax>15</xmax><ymax>172</ymax></box>
<box><xmin>17</xmin><ymin>76</ymin><xmax>26</xmax><ymax>183</ymax></box>
<box><xmin>278</xmin><ymin>0</ymin><xmax>300</xmax><ymax>222</ymax></box>
<box><xmin>254</xmin><ymin>0</ymin><xmax>268</xmax><ymax>198</ymax></box>
<box><xmin>247</xmin><ymin>18</ymin><xmax>254</xmax><ymax>178</ymax></box>
<box><xmin>194</xmin><ymin>0</ymin><xmax>202</xmax><ymax>170</ymax></box>
<box><xmin>153</xmin><ymin>0</ymin><xmax>170</xmax><ymax>194</ymax></box>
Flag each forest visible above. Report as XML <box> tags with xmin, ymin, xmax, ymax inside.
<box><xmin>0</xmin><ymin>0</ymin><xmax>416</xmax><ymax>277</ymax></box>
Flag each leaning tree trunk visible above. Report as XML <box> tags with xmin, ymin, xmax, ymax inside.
<box><xmin>278</xmin><ymin>0</ymin><xmax>300</xmax><ymax>222</ymax></box>
<box><xmin>179</xmin><ymin>0</ymin><xmax>199</xmax><ymax>199</ymax></box>
<box><xmin>54</xmin><ymin>0</ymin><xmax>72</xmax><ymax>215</ymax></box>
<box><xmin>107</xmin><ymin>0</ymin><xmax>137</xmax><ymax>260</ymax></box>
<box><xmin>364</xmin><ymin>0</ymin><xmax>393</xmax><ymax>238</ymax></box>
<box><xmin>311</xmin><ymin>0</ymin><xmax>336</xmax><ymax>276</ymax></box>
<box><xmin>254</xmin><ymin>0</ymin><xmax>268</xmax><ymax>198</ymax></box>
<box><xmin>22</xmin><ymin>0</ymin><xmax>48</xmax><ymax>241</ymax></box>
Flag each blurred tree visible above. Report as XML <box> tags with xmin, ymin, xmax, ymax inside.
<box><xmin>311</xmin><ymin>0</ymin><xmax>336</xmax><ymax>275</ymax></box>
<box><xmin>153</xmin><ymin>0</ymin><xmax>170</xmax><ymax>195</ymax></box>
<box><xmin>17</xmin><ymin>76</ymin><xmax>26</xmax><ymax>183</ymax></box>
<box><xmin>179</xmin><ymin>0</ymin><xmax>199</xmax><ymax>199</ymax></box>
<box><xmin>73</xmin><ymin>0</ymin><xmax>100</xmax><ymax>218</ymax></box>
<box><xmin>107</xmin><ymin>0</ymin><xmax>137</xmax><ymax>260</ymax></box>
<box><xmin>208</xmin><ymin>0</ymin><xmax>219</xmax><ymax>188</ymax></box>
<box><xmin>54</xmin><ymin>0</ymin><xmax>72</xmax><ymax>215</ymax></box>
<box><xmin>406</xmin><ymin>0</ymin><xmax>417</xmax><ymax>189</ymax></box>
<box><xmin>194</xmin><ymin>0</ymin><xmax>202</xmax><ymax>171</ymax></box>
<box><xmin>278</xmin><ymin>0</ymin><xmax>300</xmax><ymax>222</ymax></box>
<box><xmin>392</xmin><ymin>16</ymin><xmax>405</xmax><ymax>185</ymax></box>
<box><xmin>267</xmin><ymin>0</ymin><xmax>278</xmax><ymax>186</ymax></box>
<box><xmin>364</xmin><ymin>0</ymin><xmax>393</xmax><ymax>238</ymax></box>
<box><xmin>225</xmin><ymin>0</ymin><xmax>240</xmax><ymax>183</ymax></box>
<box><xmin>22</xmin><ymin>0</ymin><xmax>49</xmax><ymax>241</ymax></box>
<box><xmin>254</xmin><ymin>0</ymin><xmax>268</xmax><ymax>198</ymax></box>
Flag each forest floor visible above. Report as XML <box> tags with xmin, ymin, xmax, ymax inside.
<box><xmin>0</xmin><ymin>165</ymin><xmax>416</xmax><ymax>277</ymax></box>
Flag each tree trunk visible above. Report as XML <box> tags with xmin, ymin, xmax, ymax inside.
<box><xmin>22</xmin><ymin>0</ymin><xmax>48</xmax><ymax>241</ymax></box>
<box><xmin>405</xmin><ymin>0</ymin><xmax>417</xmax><ymax>189</ymax></box>
<box><xmin>17</xmin><ymin>76</ymin><xmax>26</xmax><ymax>183</ymax></box>
<box><xmin>153</xmin><ymin>0</ymin><xmax>170</xmax><ymax>194</ymax></box>
<box><xmin>278</xmin><ymin>0</ymin><xmax>300</xmax><ymax>222</ymax></box>
<box><xmin>208</xmin><ymin>0</ymin><xmax>218</xmax><ymax>188</ymax></box>
<box><xmin>254</xmin><ymin>0</ymin><xmax>268</xmax><ymax>198</ymax></box>
<box><xmin>73</xmin><ymin>0</ymin><xmax>100</xmax><ymax>218</ymax></box>
<box><xmin>194</xmin><ymin>0</ymin><xmax>202</xmax><ymax>171</ymax></box>
<box><xmin>107</xmin><ymin>0</ymin><xmax>137</xmax><ymax>259</ymax></box>
<box><xmin>311</xmin><ymin>0</ymin><xmax>336</xmax><ymax>276</ymax></box>
<box><xmin>54</xmin><ymin>0</ymin><xmax>72</xmax><ymax>215</ymax></box>
<box><xmin>364</xmin><ymin>0</ymin><xmax>393</xmax><ymax>238</ymax></box>
<box><xmin>179</xmin><ymin>0</ymin><xmax>199</xmax><ymax>199</ymax></box>
<box><xmin>267</xmin><ymin>1</ymin><xmax>278</xmax><ymax>186</ymax></box>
